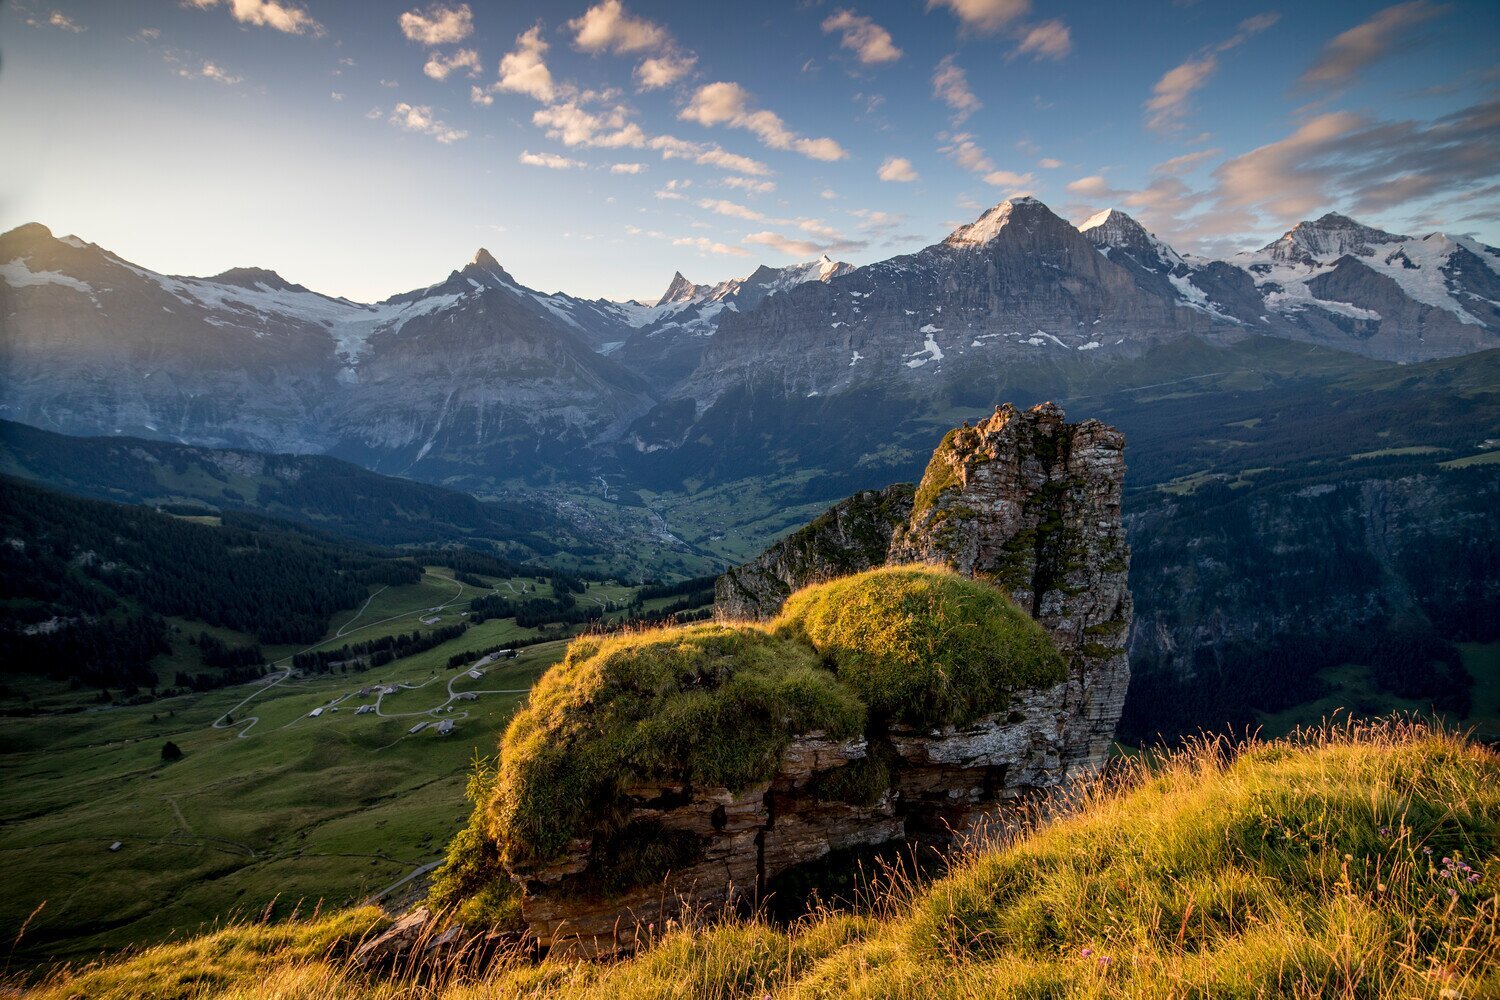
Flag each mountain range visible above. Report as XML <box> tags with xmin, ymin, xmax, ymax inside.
<box><xmin>4</xmin><ymin>198</ymin><xmax>1496</xmax><ymax>491</ymax></box>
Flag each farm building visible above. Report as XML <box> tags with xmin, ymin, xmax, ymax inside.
<box><xmin>435</xmin><ymin>719</ymin><xmax>454</xmax><ymax>735</ymax></box>
<box><xmin>408</xmin><ymin>722</ymin><xmax>427</xmax><ymax>735</ymax></box>
<box><xmin>308</xmin><ymin>707</ymin><xmax>324</xmax><ymax>718</ymax></box>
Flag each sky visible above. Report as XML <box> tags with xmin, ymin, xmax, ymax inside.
<box><xmin>3</xmin><ymin>0</ymin><xmax>1498</xmax><ymax>302</ymax></box>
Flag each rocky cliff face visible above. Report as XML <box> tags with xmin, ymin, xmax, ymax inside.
<box><xmin>507</xmin><ymin>404</ymin><xmax>1131</xmax><ymax>957</ymax></box>
<box><xmin>719</xmin><ymin>402</ymin><xmax>1132</xmax><ymax>770</ymax></box>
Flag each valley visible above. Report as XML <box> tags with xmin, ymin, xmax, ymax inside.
<box><xmin>0</xmin><ymin>554</ymin><xmax>714</xmax><ymax>966</ymax></box>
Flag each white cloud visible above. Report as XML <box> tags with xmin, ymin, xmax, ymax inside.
<box><xmin>821</xmin><ymin>189</ymin><xmax>838</xmax><ymax>200</ymax></box>
<box><xmin>388</xmin><ymin>103</ymin><xmax>468</xmax><ymax>143</ymax></box>
<box><xmin>570</xmin><ymin>0</ymin><xmax>665</xmax><ymax>54</ymax></box>
<box><xmin>533</xmin><ymin>102</ymin><xmax>645</xmax><ymax>148</ymax></box>
<box><xmin>330</xmin><ymin>91</ymin><xmax>344</xmax><ymax>101</ymax></box>
<box><xmin>188</xmin><ymin>0</ymin><xmax>323</xmax><ymax>36</ymax></box>
<box><xmin>932</xmin><ymin>56</ymin><xmax>981</xmax><ymax>123</ymax></box>
<box><xmin>1038</xmin><ymin>157</ymin><xmax>1063</xmax><ymax>169</ymax></box>
<box><xmin>610</xmin><ymin>162</ymin><xmax>646</xmax><ymax>174</ymax></box>
<box><xmin>423</xmin><ymin>48</ymin><xmax>480</xmax><ymax>81</ymax></box>
<box><xmin>1065</xmin><ymin>175</ymin><xmax>1114</xmax><ymax>196</ymax></box>
<box><xmin>497</xmin><ymin>25</ymin><xmax>557</xmax><ymax>103</ymax></box>
<box><xmin>697</xmin><ymin>198</ymin><xmax>765</xmax><ymax>220</ymax></box>
<box><xmin>673</xmin><ymin>236</ymin><xmax>748</xmax><ymax>256</ymax></box>
<box><xmin>398</xmin><ymin>3</ymin><xmax>472</xmax><ymax>45</ymax></box>
<box><xmin>723</xmin><ymin>176</ymin><xmax>775</xmax><ymax>194</ymax></box>
<box><xmin>519</xmin><ymin>149</ymin><xmax>584</xmax><ymax>169</ymax></box>
<box><xmin>878</xmin><ymin>156</ymin><xmax>920</xmax><ymax>182</ymax></box>
<box><xmin>1301</xmin><ymin>2</ymin><xmax>1444</xmax><ymax>88</ymax></box>
<box><xmin>926</xmin><ymin>0</ymin><xmax>1031</xmax><ymax>34</ymax></box>
<box><xmin>681</xmin><ymin>81</ymin><xmax>847</xmax><ymax>161</ymax></box>
<box><xmin>654</xmin><ymin>179</ymin><xmax>689</xmax><ymax>200</ymax></box>
<box><xmin>982</xmin><ymin>169</ymin><xmax>1034</xmax><ymax>189</ymax></box>
<box><xmin>821</xmin><ymin>9</ymin><xmax>903</xmax><ymax>65</ymax></box>
<box><xmin>1013</xmin><ymin>19</ymin><xmax>1071</xmax><ymax>60</ymax></box>
<box><xmin>469</xmin><ymin>85</ymin><xmax>493</xmax><ymax>106</ymax></box>
<box><xmin>635</xmin><ymin>52</ymin><xmax>696</xmax><ymax>90</ymax></box>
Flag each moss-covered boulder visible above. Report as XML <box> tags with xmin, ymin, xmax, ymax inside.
<box><xmin>486</xmin><ymin>623</ymin><xmax>865</xmax><ymax>869</ymax></box>
<box><xmin>775</xmin><ymin>566</ymin><xmax>1067</xmax><ymax>730</ymax></box>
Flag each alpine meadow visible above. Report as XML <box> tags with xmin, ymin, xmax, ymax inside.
<box><xmin>1</xmin><ymin>0</ymin><xmax>1497</xmax><ymax>997</ymax></box>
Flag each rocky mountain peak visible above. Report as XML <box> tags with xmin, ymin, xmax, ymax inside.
<box><xmin>469</xmin><ymin>247</ymin><xmax>502</xmax><ymax>270</ymax></box>
<box><xmin>656</xmin><ymin>270</ymin><xmax>707</xmax><ymax>307</ymax></box>
<box><xmin>1080</xmin><ymin>208</ymin><xmax>1150</xmax><ymax>247</ymax></box>
<box><xmin>206</xmin><ymin>266</ymin><xmax>304</xmax><ymax>292</ymax></box>
<box><xmin>1263</xmin><ymin>213</ymin><xmax>1411</xmax><ymax>263</ymax></box>
<box><xmin>944</xmin><ymin>196</ymin><xmax>1059</xmax><ymax>248</ymax></box>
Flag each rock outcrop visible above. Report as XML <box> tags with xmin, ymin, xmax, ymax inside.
<box><xmin>503</xmin><ymin>403</ymin><xmax>1131</xmax><ymax>956</ymax></box>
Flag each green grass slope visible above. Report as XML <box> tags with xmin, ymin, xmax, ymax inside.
<box><xmin>22</xmin><ymin>718</ymin><xmax>1498</xmax><ymax>998</ymax></box>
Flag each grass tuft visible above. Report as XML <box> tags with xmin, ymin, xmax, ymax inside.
<box><xmin>775</xmin><ymin>565</ymin><xmax>1066</xmax><ymax>729</ymax></box>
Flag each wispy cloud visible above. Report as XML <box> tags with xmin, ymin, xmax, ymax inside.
<box><xmin>822</xmin><ymin>9</ymin><xmax>903</xmax><ymax>65</ymax></box>
<box><xmin>519</xmin><ymin>150</ymin><xmax>584</xmax><ymax>169</ymax></box>
<box><xmin>1300</xmin><ymin>2</ymin><xmax>1447</xmax><ymax>88</ymax></box>
<box><xmin>681</xmin><ymin>81</ymin><xmax>847</xmax><ymax>161</ymax></box>
<box><xmin>388</xmin><ymin>103</ymin><xmax>468</xmax><ymax>143</ymax></box>
<box><xmin>697</xmin><ymin>198</ymin><xmax>765</xmax><ymax>220</ymax></box>
<box><xmin>1146</xmin><ymin>12</ymin><xmax>1280</xmax><ymax>133</ymax></box>
<box><xmin>26</xmin><ymin>10</ymin><xmax>86</xmax><ymax>32</ymax></box>
<box><xmin>610</xmin><ymin>162</ymin><xmax>645</xmax><ymax>174</ymax></box>
<box><xmin>932</xmin><ymin>56</ymin><xmax>981</xmax><ymax>124</ymax></box>
<box><xmin>1013</xmin><ymin>19</ymin><xmax>1071</xmax><ymax>61</ymax></box>
<box><xmin>673</xmin><ymin>236</ymin><xmax>748</xmax><ymax>256</ymax></box>
<box><xmin>423</xmin><ymin>48</ymin><xmax>480</xmax><ymax>81</ymax></box>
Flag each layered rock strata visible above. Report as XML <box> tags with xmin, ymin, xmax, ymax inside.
<box><xmin>517</xmin><ymin>403</ymin><xmax>1129</xmax><ymax>956</ymax></box>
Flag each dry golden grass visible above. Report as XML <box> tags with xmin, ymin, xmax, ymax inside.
<box><xmin>19</xmin><ymin>716</ymin><xmax>1499</xmax><ymax>999</ymax></box>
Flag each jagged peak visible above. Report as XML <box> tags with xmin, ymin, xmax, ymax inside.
<box><xmin>944</xmin><ymin>197</ymin><xmax>1057</xmax><ymax>247</ymax></box>
<box><xmin>656</xmin><ymin>270</ymin><xmax>707</xmax><ymax>307</ymax></box>
<box><xmin>1262</xmin><ymin>213</ymin><xmax>1410</xmax><ymax>262</ymax></box>
<box><xmin>470</xmin><ymin>247</ymin><xmax>502</xmax><ymax>270</ymax></box>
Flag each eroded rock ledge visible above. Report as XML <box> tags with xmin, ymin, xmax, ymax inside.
<box><xmin>498</xmin><ymin>403</ymin><xmax>1130</xmax><ymax>956</ymax></box>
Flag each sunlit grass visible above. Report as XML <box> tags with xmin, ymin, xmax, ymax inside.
<box><xmin>19</xmin><ymin>716</ymin><xmax>1496</xmax><ymax>999</ymax></box>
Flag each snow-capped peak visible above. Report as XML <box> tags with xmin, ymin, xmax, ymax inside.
<box><xmin>1261</xmin><ymin>213</ymin><xmax>1410</xmax><ymax>264</ymax></box>
<box><xmin>656</xmin><ymin>270</ymin><xmax>707</xmax><ymax>307</ymax></box>
<box><xmin>470</xmin><ymin>248</ymin><xmax>503</xmax><ymax>271</ymax></box>
<box><xmin>944</xmin><ymin>197</ymin><xmax>1049</xmax><ymax>247</ymax></box>
<box><xmin>1079</xmin><ymin>208</ymin><xmax>1183</xmax><ymax>268</ymax></box>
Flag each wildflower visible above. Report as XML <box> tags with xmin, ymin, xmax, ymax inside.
<box><xmin>1423</xmin><ymin>847</ymin><xmax>1433</xmax><ymax>855</ymax></box>
<box><xmin>1099</xmin><ymin>956</ymin><xmax>1113</xmax><ymax>967</ymax></box>
<box><xmin>1081</xmin><ymin>947</ymin><xmax>1093</xmax><ymax>958</ymax></box>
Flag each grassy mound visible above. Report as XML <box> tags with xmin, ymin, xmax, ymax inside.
<box><xmin>777</xmin><ymin>565</ymin><xmax>1066</xmax><ymax>729</ymax></box>
<box><xmin>485</xmin><ymin>623</ymin><xmax>864</xmax><ymax>869</ymax></box>
<box><xmin>31</xmin><ymin>719</ymin><xmax>1498</xmax><ymax>998</ymax></box>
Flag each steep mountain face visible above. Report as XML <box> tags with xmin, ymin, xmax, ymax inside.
<box><xmin>0</xmin><ymin>224</ymin><xmax>347</xmax><ymax>452</ymax></box>
<box><xmin>326</xmin><ymin>251</ymin><xmax>654</xmax><ymax>479</ymax></box>
<box><xmin>673</xmin><ymin>199</ymin><xmax>1214</xmax><ymax>405</ymax></box>
<box><xmin>0</xmin><ymin>226</ymin><xmax>653</xmax><ymax>480</ymax></box>
<box><xmin>1229</xmin><ymin>213</ymin><xmax>1500</xmax><ymax>361</ymax></box>
<box><xmin>609</xmin><ymin>255</ymin><xmax>855</xmax><ymax>391</ymax></box>
<box><xmin>5</xmin><ymin>202</ymin><xmax>1497</xmax><ymax>494</ymax></box>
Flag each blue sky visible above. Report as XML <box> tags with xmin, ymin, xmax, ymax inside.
<box><xmin>3</xmin><ymin>0</ymin><xmax>1497</xmax><ymax>301</ymax></box>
